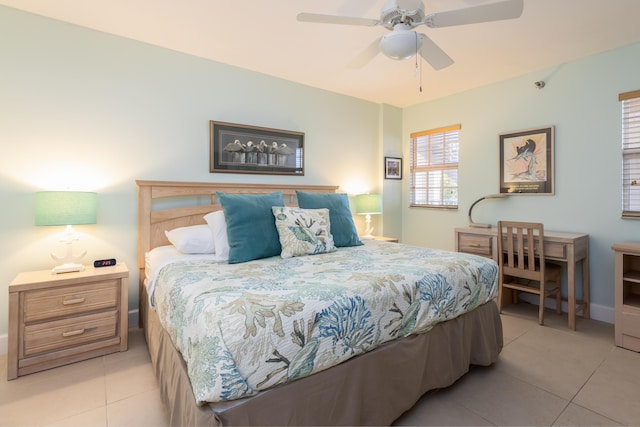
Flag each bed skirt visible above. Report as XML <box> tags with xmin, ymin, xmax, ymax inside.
<box><xmin>142</xmin><ymin>287</ymin><xmax>503</xmax><ymax>426</ymax></box>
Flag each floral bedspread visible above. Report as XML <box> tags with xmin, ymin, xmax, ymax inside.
<box><xmin>150</xmin><ymin>240</ymin><xmax>498</xmax><ymax>404</ymax></box>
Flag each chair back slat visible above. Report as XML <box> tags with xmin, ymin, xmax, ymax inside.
<box><xmin>526</xmin><ymin>227</ymin><xmax>536</xmax><ymax>270</ymax></box>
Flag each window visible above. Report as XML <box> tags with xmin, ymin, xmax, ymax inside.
<box><xmin>620</xmin><ymin>90</ymin><xmax>640</xmax><ymax>217</ymax></box>
<box><xmin>410</xmin><ymin>124</ymin><xmax>460</xmax><ymax>208</ymax></box>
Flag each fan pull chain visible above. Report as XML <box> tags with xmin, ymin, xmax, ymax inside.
<box><xmin>414</xmin><ymin>32</ymin><xmax>422</xmax><ymax>93</ymax></box>
<box><xmin>420</xmin><ymin>54</ymin><xmax>423</xmax><ymax>93</ymax></box>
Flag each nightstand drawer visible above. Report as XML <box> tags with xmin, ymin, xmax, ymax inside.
<box><xmin>24</xmin><ymin>280</ymin><xmax>119</xmax><ymax>323</ymax></box>
<box><xmin>23</xmin><ymin>310</ymin><xmax>118</xmax><ymax>357</ymax></box>
<box><xmin>621</xmin><ymin>310</ymin><xmax>640</xmax><ymax>336</ymax></box>
<box><xmin>458</xmin><ymin>233</ymin><xmax>493</xmax><ymax>257</ymax></box>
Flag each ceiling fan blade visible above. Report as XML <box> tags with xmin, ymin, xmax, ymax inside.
<box><xmin>297</xmin><ymin>13</ymin><xmax>380</xmax><ymax>27</ymax></box>
<box><xmin>418</xmin><ymin>34</ymin><xmax>454</xmax><ymax>70</ymax></box>
<box><xmin>347</xmin><ymin>37</ymin><xmax>382</xmax><ymax>69</ymax></box>
<box><xmin>423</xmin><ymin>0</ymin><xmax>523</xmax><ymax>28</ymax></box>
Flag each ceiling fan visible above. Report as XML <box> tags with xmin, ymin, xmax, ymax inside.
<box><xmin>297</xmin><ymin>0</ymin><xmax>524</xmax><ymax>70</ymax></box>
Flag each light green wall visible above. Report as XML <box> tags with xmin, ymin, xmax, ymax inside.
<box><xmin>402</xmin><ymin>42</ymin><xmax>640</xmax><ymax>319</ymax></box>
<box><xmin>0</xmin><ymin>6</ymin><xmax>384</xmax><ymax>337</ymax></box>
<box><xmin>380</xmin><ymin>104</ymin><xmax>403</xmax><ymax>240</ymax></box>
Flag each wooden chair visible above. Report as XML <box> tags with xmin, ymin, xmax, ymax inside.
<box><xmin>497</xmin><ymin>221</ymin><xmax>562</xmax><ymax>325</ymax></box>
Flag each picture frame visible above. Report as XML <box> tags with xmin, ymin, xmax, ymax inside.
<box><xmin>210</xmin><ymin>121</ymin><xmax>304</xmax><ymax>175</ymax></box>
<box><xmin>499</xmin><ymin>126</ymin><xmax>554</xmax><ymax>195</ymax></box>
<box><xmin>384</xmin><ymin>157</ymin><xmax>402</xmax><ymax>180</ymax></box>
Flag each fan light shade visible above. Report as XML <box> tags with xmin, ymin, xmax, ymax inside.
<box><xmin>380</xmin><ymin>29</ymin><xmax>422</xmax><ymax>60</ymax></box>
<box><xmin>35</xmin><ymin>191</ymin><xmax>97</xmax><ymax>226</ymax></box>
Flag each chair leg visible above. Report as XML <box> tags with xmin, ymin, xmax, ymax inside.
<box><xmin>555</xmin><ymin>281</ymin><xmax>562</xmax><ymax>314</ymax></box>
<box><xmin>498</xmin><ymin>282</ymin><xmax>503</xmax><ymax>313</ymax></box>
<box><xmin>538</xmin><ymin>288</ymin><xmax>545</xmax><ymax>325</ymax></box>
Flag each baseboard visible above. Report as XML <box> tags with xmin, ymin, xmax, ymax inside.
<box><xmin>0</xmin><ymin>309</ymin><xmax>141</xmax><ymax>356</ymax></box>
<box><xmin>519</xmin><ymin>294</ymin><xmax>614</xmax><ymax>324</ymax></box>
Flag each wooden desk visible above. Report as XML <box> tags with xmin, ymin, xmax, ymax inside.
<box><xmin>455</xmin><ymin>226</ymin><xmax>590</xmax><ymax>330</ymax></box>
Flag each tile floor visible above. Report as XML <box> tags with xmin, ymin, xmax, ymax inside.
<box><xmin>1</xmin><ymin>303</ymin><xmax>639</xmax><ymax>426</ymax></box>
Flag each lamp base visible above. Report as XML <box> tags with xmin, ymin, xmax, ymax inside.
<box><xmin>52</xmin><ymin>262</ymin><xmax>84</xmax><ymax>274</ymax></box>
<box><xmin>360</xmin><ymin>214</ymin><xmax>375</xmax><ymax>240</ymax></box>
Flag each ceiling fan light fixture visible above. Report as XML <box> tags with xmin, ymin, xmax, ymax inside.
<box><xmin>380</xmin><ymin>26</ymin><xmax>422</xmax><ymax>60</ymax></box>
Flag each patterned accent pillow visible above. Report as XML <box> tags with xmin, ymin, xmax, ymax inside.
<box><xmin>272</xmin><ymin>207</ymin><xmax>336</xmax><ymax>259</ymax></box>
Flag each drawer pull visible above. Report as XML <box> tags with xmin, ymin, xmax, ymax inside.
<box><xmin>62</xmin><ymin>328</ymin><xmax>86</xmax><ymax>337</ymax></box>
<box><xmin>468</xmin><ymin>243</ymin><xmax>481</xmax><ymax>247</ymax></box>
<box><xmin>62</xmin><ymin>297</ymin><xmax>86</xmax><ymax>305</ymax></box>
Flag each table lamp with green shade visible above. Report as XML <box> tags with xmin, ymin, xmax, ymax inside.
<box><xmin>354</xmin><ymin>193</ymin><xmax>382</xmax><ymax>239</ymax></box>
<box><xmin>35</xmin><ymin>191</ymin><xmax>97</xmax><ymax>274</ymax></box>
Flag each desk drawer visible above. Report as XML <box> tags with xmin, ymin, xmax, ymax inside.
<box><xmin>24</xmin><ymin>281</ymin><xmax>119</xmax><ymax>323</ymax></box>
<box><xmin>23</xmin><ymin>310</ymin><xmax>118</xmax><ymax>357</ymax></box>
<box><xmin>501</xmin><ymin>238</ymin><xmax>567</xmax><ymax>260</ymax></box>
<box><xmin>544</xmin><ymin>242</ymin><xmax>567</xmax><ymax>260</ymax></box>
<box><xmin>458</xmin><ymin>233</ymin><xmax>493</xmax><ymax>257</ymax></box>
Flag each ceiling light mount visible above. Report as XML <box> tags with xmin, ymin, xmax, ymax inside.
<box><xmin>380</xmin><ymin>0</ymin><xmax>425</xmax><ymax>28</ymax></box>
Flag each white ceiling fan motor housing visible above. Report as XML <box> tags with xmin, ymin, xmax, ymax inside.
<box><xmin>380</xmin><ymin>0</ymin><xmax>426</xmax><ymax>28</ymax></box>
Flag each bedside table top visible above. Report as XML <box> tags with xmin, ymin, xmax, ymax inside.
<box><xmin>371</xmin><ymin>236</ymin><xmax>399</xmax><ymax>243</ymax></box>
<box><xmin>9</xmin><ymin>263</ymin><xmax>129</xmax><ymax>291</ymax></box>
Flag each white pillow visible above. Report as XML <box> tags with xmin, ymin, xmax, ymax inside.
<box><xmin>204</xmin><ymin>210</ymin><xmax>230</xmax><ymax>260</ymax></box>
<box><xmin>164</xmin><ymin>224</ymin><xmax>215</xmax><ymax>254</ymax></box>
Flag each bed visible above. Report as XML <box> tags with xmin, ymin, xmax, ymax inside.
<box><xmin>137</xmin><ymin>180</ymin><xmax>503</xmax><ymax>426</ymax></box>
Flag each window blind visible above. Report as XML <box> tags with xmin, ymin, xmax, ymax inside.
<box><xmin>410</xmin><ymin>124</ymin><xmax>460</xmax><ymax>208</ymax></box>
<box><xmin>620</xmin><ymin>90</ymin><xmax>640</xmax><ymax>217</ymax></box>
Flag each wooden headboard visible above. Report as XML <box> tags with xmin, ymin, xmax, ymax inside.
<box><xmin>136</xmin><ymin>180</ymin><xmax>339</xmax><ymax>317</ymax></box>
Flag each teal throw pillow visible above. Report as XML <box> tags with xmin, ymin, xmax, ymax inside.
<box><xmin>295</xmin><ymin>191</ymin><xmax>363</xmax><ymax>247</ymax></box>
<box><xmin>217</xmin><ymin>192</ymin><xmax>284</xmax><ymax>263</ymax></box>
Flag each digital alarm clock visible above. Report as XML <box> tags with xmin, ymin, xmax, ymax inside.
<box><xmin>94</xmin><ymin>258</ymin><xmax>117</xmax><ymax>268</ymax></box>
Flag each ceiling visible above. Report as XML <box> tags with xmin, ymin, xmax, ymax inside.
<box><xmin>3</xmin><ymin>0</ymin><xmax>640</xmax><ymax>108</ymax></box>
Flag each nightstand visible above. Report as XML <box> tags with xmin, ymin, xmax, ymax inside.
<box><xmin>372</xmin><ymin>236</ymin><xmax>399</xmax><ymax>243</ymax></box>
<box><xmin>7</xmin><ymin>263</ymin><xmax>129</xmax><ymax>380</ymax></box>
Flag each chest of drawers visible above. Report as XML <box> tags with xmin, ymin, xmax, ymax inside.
<box><xmin>612</xmin><ymin>242</ymin><xmax>640</xmax><ymax>352</ymax></box>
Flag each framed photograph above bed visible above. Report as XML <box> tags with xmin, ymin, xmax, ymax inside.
<box><xmin>209</xmin><ymin>121</ymin><xmax>304</xmax><ymax>175</ymax></box>
<box><xmin>499</xmin><ymin>125</ymin><xmax>554</xmax><ymax>195</ymax></box>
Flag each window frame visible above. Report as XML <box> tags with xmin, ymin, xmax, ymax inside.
<box><xmin>409</xmin><ymin>124</ymin><xmax>460</xmax><ymax>209</ymax></box>
<box><xmin>620</xmin><ymin>90</ymin><xmax>640</xmax><ymax>218</ymax></box>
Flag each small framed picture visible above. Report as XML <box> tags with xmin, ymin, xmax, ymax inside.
<box><xmin>384</xmin><ymin>157</ymin><xmax>402</xmax><ymax>180</ymax></box>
